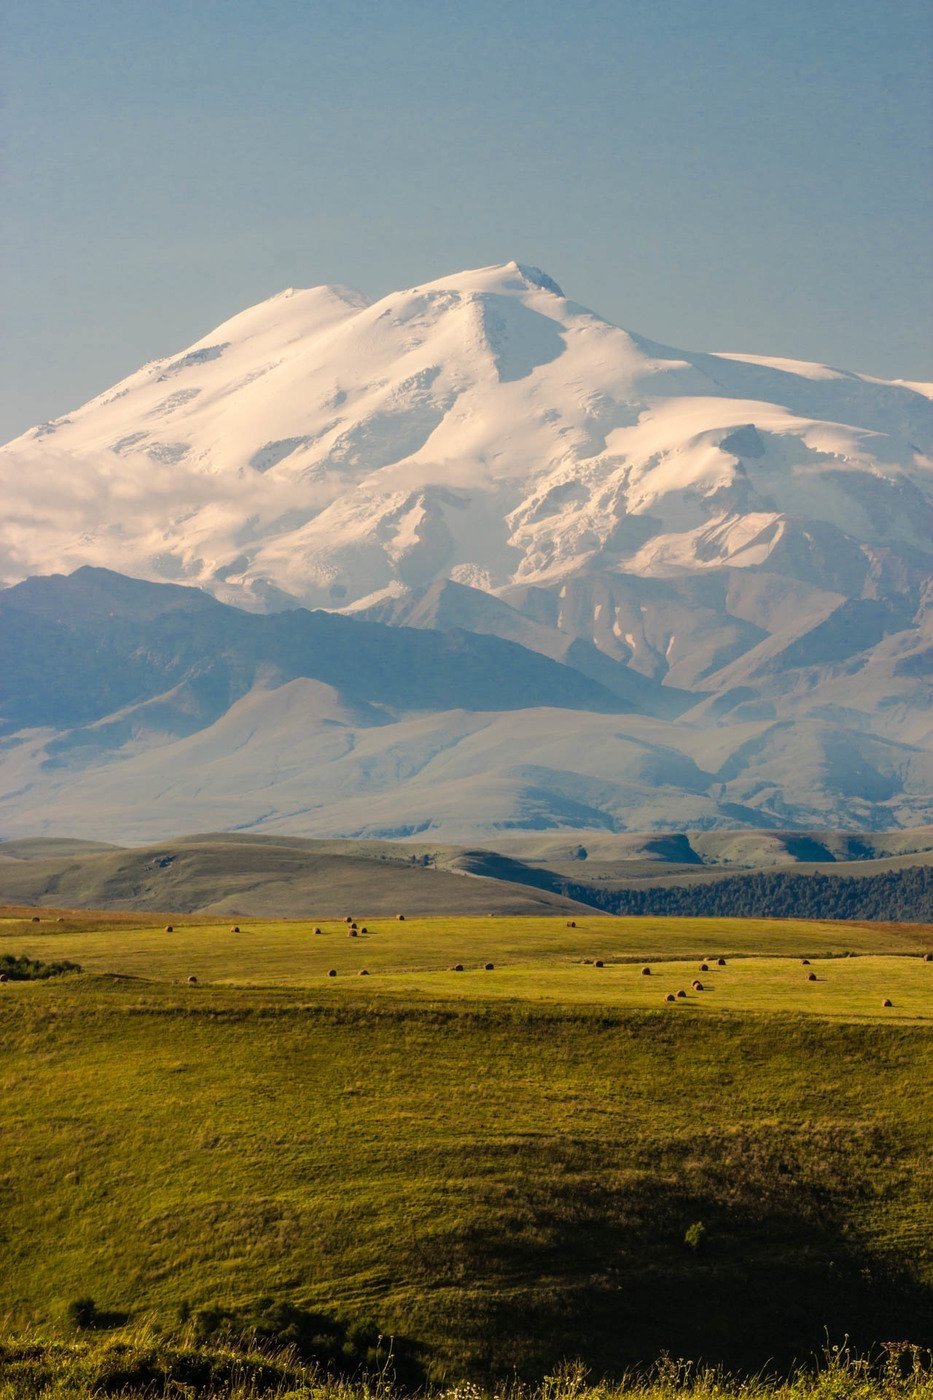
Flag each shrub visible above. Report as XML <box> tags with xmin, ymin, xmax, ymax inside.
<box><xmin>67</xmin><ymin>1297</ymin><xmax>99</xmax><ymax>1329</ymax></box>
<box><xmin>0</xmin><ymin>952</ymin><xmax>81</xmax><ymax>981</ymax></box>
<box><xmin>684</xmin><ymin>1221</ymin><xmax>706</xmax><ymax>1252</ymax></box>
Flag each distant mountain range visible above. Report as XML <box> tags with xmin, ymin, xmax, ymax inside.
<box><xmin>0</xmin><ymin>566</ymin><xmax>929</xmax><ymax>840</ymax></box>
<box><xmin>0</xmin><ymin>262</ymin><xmax>929</xmax><ymax>840</ymax></box>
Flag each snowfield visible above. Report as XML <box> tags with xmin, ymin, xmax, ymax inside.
<box><xmin>3</xmin><ymin>260</ymin><xmax>929</xmax><ymax>612</ymax></box>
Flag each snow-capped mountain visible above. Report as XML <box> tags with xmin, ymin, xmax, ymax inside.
<box><xmin>1</xmin><ymin>263</ymin><xmax>930</xmax><ymax>839</ymax></box>
<box><xmin>3</xmin><ymin>261</ymin><xmax>930</xmax><ymax>617</ymax></box>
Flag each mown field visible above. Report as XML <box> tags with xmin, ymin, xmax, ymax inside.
<box><xmin>0</xmin><ymin>908</ymin><xmax>931</xmax><ymax>1388</ymax></box>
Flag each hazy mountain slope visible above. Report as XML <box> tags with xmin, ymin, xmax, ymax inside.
<box><xmin>0</xmin><ymin>566</ymin><xmax>631</xmax><ymax>737</ymax></box>
<box><xmin>1</xmin><ymin>568</ymin><xmax>929</xmax><ymax>841</ymax></box>
<box><xmin>355</xmin><ymin>577</ymin><xmax>692</xmax><ymax>714</ymax></box>
<box><xmin>3</xmin><ymin>677</ymin><xmax>929</xmax><ymax>843</ymax></box>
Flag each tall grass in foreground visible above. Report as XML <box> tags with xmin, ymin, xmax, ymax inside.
<box><xmin>0</xmin><ymin>1332</ymin><xmax>930</xmax><ymax>1399</ymax></box>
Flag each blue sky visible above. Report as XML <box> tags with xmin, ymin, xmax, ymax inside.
<box><xmin>2</xmin><ymin>0</ymin><xmax>931</xmax><ymax>440</ymax></box>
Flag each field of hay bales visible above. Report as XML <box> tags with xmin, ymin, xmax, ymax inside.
<box><xmin>0</xmin><ymin>907</ymin><xmax>930</xmax><ymax>1385</ymax></box>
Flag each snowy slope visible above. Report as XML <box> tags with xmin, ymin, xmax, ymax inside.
<box><xmin>3</xmin><ymin>261</ymin><xmax>930</xmax><ymax>615</ymax></box>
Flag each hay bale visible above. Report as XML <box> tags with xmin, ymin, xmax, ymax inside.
<box><xmin>187</xmin><ymin>975</ymin><xmax>198</xmax><ymax>985</ymax></box>
<box><xmin>327</xmin><ymin>969</ymin><xmax>337</xmax><ymax>978</ymax></box>
<box><xmin>451</xmin><ymin>963</ymin><xmax>464</xmax><ymax>972</ymax></box>
<box><xmin>345</xmin><ymin>916</ymin><xmax>353</xmax><ymax>924</ymax></box>
<box><xmin>313</xmin><ymin>927</ymin><xmax>322</xmax><ymax>935</ymax></box>
<box><xmin>31</xmin><ymin>915</ymin><xmax>40</xmax><ymax>922</ymax></box>
<box><xmin>924</xmin><ymin>953</ymin><xmax>933</xmax><ymax>962</ymax></box>
<box><xmin>360</xmin><ymin>926</ymin><xmax>368</xmax><ymax>934</ymax></box>
<box><xmin>0</xmin><ymin>973</ymin><xmax>8</xmax><ymax>983</ymax></box>
<box><xmin>359</xmin><ymin>969</ymin><xmax>370</xmax><ymax>976</ymax></box>
<box><xmin>641</xmin><ymin>966</ymin><xmax>651</xmax><ymax>976</ymax></box>
<box><xmin>692</xmin><ymin>980</ymin><xmax>704</xmax><ymax>991</ymax></box>
<box><xmin>699</xmin><ymin>963</ymin><xmax>709</xmax><ymax>972</ymax></box>
<box><xmin>485</xmin><ymin>963</ymin><xmax>494</xmax><ymax>971</ymax></box>
<box><xmin>396</xmin><ymin>914</ymin><xmax>405</xmax><ymax>921</ymax></box>
<box><xmin>348</xmin><ymin>930</ymin><xmax>358</xmax><ymax>937</ymax></box>
<box><xmin>566</xmin><ymin>920</ymin><xmax>576</xmax><ymax>927</ymax></box>
<box><xmin>165</xmin><ymin>925</ymin><xmax>174</xmax><ymax>933</ymax></box>
<box><xmin>665</xmin><ymin>993</ymin><xmax>676</xmax><ymax>1002</ymax></box>
<box><xmin>677</xmin><ymin>989</ymin><xmax>687</xmax><ymax>998</ymax></box>
<box><xmin>350</xmin><ymin>922</ymin><xmax>358</xmax><ymax>930</ymax></box>
<box><xmin>717</xmin><ymin>958</ymin><xmax>726</xmax><ymax>966</ymax></box>
<box><xmin>882</xmin><ymin>997</ymin><xmax>893</xmax><ymax>1007</ymax></box>
<box><xmin>807</xmin><ymin>972</ymin><xmax>817</xmax><ymax>981</ymax></box>
<box><xmin>594</xmin><ymin>959</ymin><xmax>604</xmax><ymax>968</ymax></box>
<box><xmin>801</xmin><ymin>958</ymin><xmax>810</xmax><ymax>965</ymax></box>
<box><xmin>230</xmin><ymin>925</ymin><xmax>240</xmax><ymax>933</ymax></box>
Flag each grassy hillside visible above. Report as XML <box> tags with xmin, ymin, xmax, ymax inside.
<box><xmin>2</xmin><ymin>908</ymin><xmax>931</xmax><ymax>1013</ymax></box>
<box><xmin>0</xmin><ymin>909</ymin><xmax>931</xmax><ymax>1383</ymax></box>
<box><xmin>1</xmin><ymin>827</ymin><xmax>931</xmax><ymax>920</ymax></box>
<box><xmin>0</xmin><ymin>836</ymin><xmax>590</xmax><ymax>916</ymax></box>
<box><xmin>2</xmin><ymin>1335</ymin><xmax>932</xmax><ymax>1399</ymax></box>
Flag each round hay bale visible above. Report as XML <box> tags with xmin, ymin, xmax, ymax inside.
<box><xmin>396</xmin><ymin>914</ymin><xmax>405</xmax><ymax>921</ymax></box>
<box><xmin>230</xmin><ymin>925</ymin><xmax>240</xmax><ymax>933</ymax></box>
<box><xmin>677</xmin><ymin>989</ymin><xmax>687</xmax><ymax>998</ymax></box>
<box><xmin>566</xmin><ymin>920</ymin><xmax>576</xmax><ymax>928</ymax></box>
<box><xmin>594</xmin><ymin>959</ymin><xmax>604</xmax><ymax>968</ymax></box>
<box><xmin>0</xmin><ymin>973</ymin><xmax>8</xmax><ymax>983</ymax></box>
<box><xmin>484</xmin><ymin>963</ymin><xmax>494</xmax><ymax>971</ymax></box>
<box><xmin>31</xmin><ymin>915</ymin><xmax>40</xmax><ymax>923</ymax></box>
<box><xmin>360</xmin><ymin>926</ymin><xmax>368</xmax><ymax>934</ymax></box>
<box><xmin>348</xmin><ymin>930</ymin><xmax>358</xmax><ymax>938</ymax></box>
<box><xmin>801</xmin><ymin>958</ymin><xmax>810</xmax><ymax>965</ymax></box>
<box><xmin>882</xmin><ymin>997</ymin><xmax>893</xmax><ymax>1007</ymax></box>
<box><xmin>692</xmin><ymin>981</ymin><xmax>704</xmax><ymax>991</ymax></box>
<box><xmin>699</xmin><ymin>963</ymin><xmax>709</xmax><ymax>972</ymax></box>
<box><xmin>313</xmin><ymin>927</ymin><xmax>322</xmax><ymax>935</ymax></box>
<box><xmin>327</xmin><ymin>969</ymin><xmax>337</xmax><ymax>978</ymax></box>
<box><xmin>165</xmin><ymin>925</ymin><xmax>174</xmax><ymax>933</ymax></box>
<box><xmin>187</xmin><ymin>975</ymin><xmax>198</xmax><ymax>985</ymax></box>
<box><xmin>359</xmin><ymin>969</ymin><xmax>370</xmax><ymax>976</ymax></box>
<box><xmin>717</xmin><ymin>958</ymin><xmax>726</xmax><ymax>966</ymax></box>
<box><xmin>350</xmin><ymin>922</ymin><xmax>358</xmax><ymax>930</ymax></box>
<box><xmin>451</xmin><ymin>963</ymin><xmax>464</xmax><ymax>972</ymax></box>
<box><xmin>807</xmin><ymin>972</ymin><xmax>817</xmax><ymax>981</ymax></box>
<box><xmin>665</xmin><ymin>993</ymin><xmax>676</xmax><ymax>1002</ymax></box>
<box><xmin>924</xmin><ymin>953</ymin><xmax>933</xmax><ymax>962</ymax></box>
<box><xmin>641</xmin><ymin>966</ymin><xmax>651</xmax><ymax>976</ymax></box>
<box><xmin>345</xmin><ymin>916</ymin><xmax>353</xmax><ymax>924</ymax></box>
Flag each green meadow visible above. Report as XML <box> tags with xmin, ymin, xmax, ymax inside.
<box><xmin>0</xmin><ymin>908</ymin><xmax>931</xmax><ymax>1389</ymax></box>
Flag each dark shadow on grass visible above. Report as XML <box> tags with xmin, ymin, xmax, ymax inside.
<box><xmin>413</xmin><ymin>1130</ymin><xmax>933</xmax><ymax>1381</ymax></box>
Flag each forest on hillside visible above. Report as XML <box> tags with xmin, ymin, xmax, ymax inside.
<box><xmin>561</xmin><ymin>865</ymin><xmax>932</xmax><ymax>923</ymax></box>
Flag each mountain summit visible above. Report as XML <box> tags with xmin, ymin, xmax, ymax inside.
<box><xmin>3</xmin><ymin>261</ymin><xmax>929</xmax><ymax>619</ymax></box>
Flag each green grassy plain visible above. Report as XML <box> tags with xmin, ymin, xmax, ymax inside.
<box><xmin>0</xmin><ymin>908</ymin><xmax>931</xmax><ymax>1383</ymax></box>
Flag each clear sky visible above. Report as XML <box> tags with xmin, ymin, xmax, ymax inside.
<box><xmin>2</xmin><ymin>0</ymin><xmax>931</xmax><ymax>441</ymax></box>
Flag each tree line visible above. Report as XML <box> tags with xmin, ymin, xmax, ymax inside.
<box><xmin>560</xmin><ymin>865</ymin><xmax>932</xmax><ymax>923</ymax></box>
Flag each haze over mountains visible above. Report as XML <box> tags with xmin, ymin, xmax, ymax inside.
<box><xmin>1</xmin><ymin>263</ymin><xmax>930</xmax><ymax>841</ymax></box>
